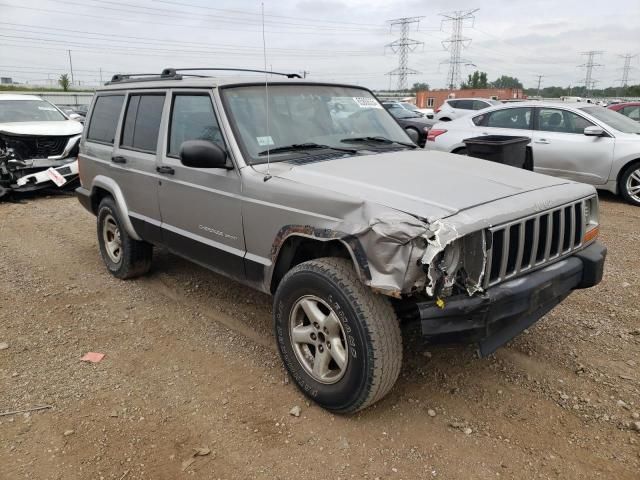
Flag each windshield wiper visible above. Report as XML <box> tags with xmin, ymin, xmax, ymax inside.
<box><xmin>258</xmin><ymin>143</ymin><xmax>357</xmax><ymax>156</ymax></box>
<box><xmin>340</xmin><ymin>136</ymin><xmax>417</xmax><ymax>149</ymax></box>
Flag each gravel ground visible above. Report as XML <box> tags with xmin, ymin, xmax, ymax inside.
<box><xmin>0</xmin><ymin>192</ymin><xmax>638</xmax><ymax>480</ymax></box>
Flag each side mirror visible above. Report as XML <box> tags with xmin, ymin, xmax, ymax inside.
<box><xmin>405</xmin><ymin>128</ymin><xmax>420</xmax><ymax>145</ymax></box>
<box><xmin>180</xmin><ymin>140</ymin><xmax>228</xmax><ymax>168</ymax></box>
<box><xmin>584</xmin><ymin>126</ymin><xmax>604</xmax><ymax>136</ymax></box>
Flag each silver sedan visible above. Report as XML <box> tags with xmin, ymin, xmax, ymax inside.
<box><xmin>425</xmin><ymin>102</ymin><xmax>640</xmax><ymax>206</ymax></box>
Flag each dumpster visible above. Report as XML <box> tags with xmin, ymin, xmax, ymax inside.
<box><xmin>463</xmin><ymin>135</ymin><xmax>531</xmax><ymax>169</ymax></box>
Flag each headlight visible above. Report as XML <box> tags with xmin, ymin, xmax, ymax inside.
<box><xmin>583</xmin><ymin>196</ymin><xmax>599</xmax><ymax>243</ymax></box>
<box><xmin>438</xmin><ymin>240</ymin><xmax>462</xmax><ymax>275</ymax></box>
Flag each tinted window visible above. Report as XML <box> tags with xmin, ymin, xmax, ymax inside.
<box><xmin>538</xmin><ymin>108</ymin><xmax>593</xmax><ymax>134</ymax></box>
<box><xmin>169</xmin><ymin>95</ymin><xmax>224</xmax><ymax>157</ymax></box>
<box><xmin>579</xmin><ymin>106</ymin><xmax>640</xmax><ymax>133</ymax></box>
<box><xmin>447</xmin><ymin>100</ymin><xmax>459</xmax><ymax>108</ymax></box>
<box><xmin>121</xmin><ymin>94</ymin><xmax>165</xmax><ymax>152</ymax></box>
<box><xmin>486</xmin><ymin>107</ymin><xmax>532</xmax><ymax>129</ymax></box>
<box><xmin>473</xmin><ymin>100</ymin><xmax>490</xmax><ymax>110</ymax></box>
<box><xmin>87</xmin><ymin>95</ymin><xmax>124</xmax><ymax>144</ymax></box>
<box><xmin>456</xmin><ymin>100</ymin><xmax>474</xmax><ymax>110</ymax></box>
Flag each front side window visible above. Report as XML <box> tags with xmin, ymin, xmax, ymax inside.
<box><xmin>485</xmin><ymin>107</ymin><xmax>532</xmax><ymax>130</ymax></box>
<box><xmin>121</xmin><ymin>94</ymin><xmax>165</xmax><ymax>153</ymax></box>
<box><xmin>472</xmin><ymin>100</ymin><xmax>490</xmax><ymax>110</ymax></box>
<box><xmin>221</xmin><ymin>85</ymin><xmax>411</xmax><ymax>164</ymax></box>
<box><xmin>0</xmin><ymin>99</ymin><xmax>67</xmax><ymax>123</ymax></box>
<box><xmin>87</xmin><ymin>95</ymin><xmax>124</xmax><ymax>144</ymax></box>
<box><xmin>168</xmin><ymin>94</ymin><xmax>224</xmax><ymax>157</ymax></box>
<box><xmin>538</xmin><ymin>108</ymin><xmax>594</xmax><ymax>134</ymax></box>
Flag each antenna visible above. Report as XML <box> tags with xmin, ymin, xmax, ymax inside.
<box><xmin>261</xmin><ymin>2</ymin><xmax>272</xmax><ymax>181</ymax></box>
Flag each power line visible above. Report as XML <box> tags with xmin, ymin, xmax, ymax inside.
<box><xmin>578</xmin><ymin>50</ymin><xmax>604</xmax><ymax>97</ymax></box>
<box><xmin>385</xmin><ymin>16</ymin><xmax>424</xmax><ymax>91</ymax></box>
<box><xmin>440</xmin><ymin>9</ymin><xmax>479</xmax><ymax>89</ymax></box>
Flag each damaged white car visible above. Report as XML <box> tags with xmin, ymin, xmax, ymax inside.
<box><xmin>77</xmin><ymin>69</ymin><xmax>607</xmax><ymax>413</ymax></box>
<box><xmin>0</xmin><ymin>94</ymin><xmax>82</xmax><ymax>199</ymax></box>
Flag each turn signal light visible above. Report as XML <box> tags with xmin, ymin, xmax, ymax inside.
<box><xmin>583</xmin><ymin>226</ymin><xmax>599</xmax><ymax>244</ymax></box>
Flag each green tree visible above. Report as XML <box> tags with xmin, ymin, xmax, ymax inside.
<box><xmin>491</xmin><ymin>75</ymin><xmax>523</xmax><ymax>89</ymax></box>
<box><xmin>461</xmin><ymin>71</ymin><xmax>488</xmax><ymax>89</ymax></box>
<box><xmin>58</xmin><ymin>74</ymin><xmax>70</xmax><ymax>91</ymax></box>
<box><xmin>410</xmin><ymin>82</ymin><xmax>430</xmax><ymax>93</ymax></box>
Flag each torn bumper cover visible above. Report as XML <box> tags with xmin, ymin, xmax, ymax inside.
<box><xmin>0</xmin><ymin>133</ymin><xmax>81</xmax><ymax>199</ymax></box>
<box><xmin>417</xmin><ymin>242</ymin><xmax>607</xmax><ymax>357</ymax></box>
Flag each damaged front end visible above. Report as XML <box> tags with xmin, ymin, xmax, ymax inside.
<box><xmin>351</xmin><ymin>214</ymin><xmax>486</xmax><ymax>300</ymax></box>
<box><xmin>0</xmin><ymin>132</ymin><xmax>81</xmax><ymax>200</ymax></box>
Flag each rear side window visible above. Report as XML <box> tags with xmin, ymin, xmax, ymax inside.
<box><xmin>121</xmin><ymin>94</ymin><xmax>165</xmax><ymax>153</ymax></box>
<box><xmin>447</xmin><ymin>100</ymin><xmax>458</xmax><ymax>108</ymax></box>
<box><xmin>486</xmin><ymin>107</ymin><xmax>532</xmax><ymax>130</ymax></box>
<box><xmin>168</xmin><ymin>94</ymin><xmax>224</xmax><ymax>157</ymax></box>
<box><xmin>87</xmin><ymin>95</ymin><xmax>124</xmax><ymax>144</ymax></box>
<box><xmin>456</xmin><ymin>100</ymin><xmax>475</xmax><ymax>110</ymax></box>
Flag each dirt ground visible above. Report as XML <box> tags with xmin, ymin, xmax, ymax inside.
<box><xmin>0</xmin><ymin>192</ymin><xmax>638</xmax><ymax>480</ymax></box>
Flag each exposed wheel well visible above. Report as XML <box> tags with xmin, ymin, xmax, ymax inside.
<box><xmin>270</xmin><ymin>236</ymin><xmax>352</xmax><ymax>294</ymax></box>
<box><xmin>440</xmin><ymin>117</ymin><xmax>451</xmax><ymax>122</ymax></box>
<box><xmin>91</xmin><ymin>187</ymin><xmax>112</xmax><ymax>214</ymax></box>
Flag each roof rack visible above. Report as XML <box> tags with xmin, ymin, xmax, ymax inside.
<box><xmin>106</xmin><ymin>67</ymin><xmax>301</xmax><ymax>85</ymax></box>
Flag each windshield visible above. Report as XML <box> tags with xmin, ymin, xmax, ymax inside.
<box><xmin>579</xmin><ymin>106</ymin><xmax>640</xmax><ymax>134</ymax></box>
<box><xmin>400</xmin><ymin>102</ymin><xmax>419</xmax><ymax>111</ymax></box>
<box><xmin>0</xmin><ymin>99</ymin><xmax>67</xmax><ymax>123</ymax></box>
<box><xmin>221</xmin><ymin>85</ymin><xmax>412</xmax><ymax>163</ymax></box>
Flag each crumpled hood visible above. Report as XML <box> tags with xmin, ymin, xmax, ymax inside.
<box><xmin>273</xmin><ymin>149</ymin><xmax>573</xmax><ymax>220</ymax></box>
<box><xmin>0</xmin><ymin>120</ymin><xmax>83</xmax><ymax>136</ymax></box>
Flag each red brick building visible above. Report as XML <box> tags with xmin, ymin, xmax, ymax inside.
<box><xmin>416</xmin><ymin>88</ymin><xmax>524</xmax><ymax>110</ymax></box>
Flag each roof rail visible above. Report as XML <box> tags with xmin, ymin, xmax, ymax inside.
<box><xmin>161</xmin><ymin>68</ymin><xmax>301</xmax><ymax>79</ymax></box>
<box><xmin>105</xmin><ymin>68</ymin><xmax>302</xmax><ymax>85</ymax></box>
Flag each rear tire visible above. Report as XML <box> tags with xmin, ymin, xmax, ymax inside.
<box><xmin>619</xmin><ymin>162</ymin><xmax>640</xmax><ymax>206</ymax></box>
<box><xmin>97</xmin><ymin>196</ymin><xmax>153</xmax><ymax>279</ymax></box>
<box><xmin>274</xmin><ymin>258</ymin><xmax>402</xmax><ymax>413</ymax></box>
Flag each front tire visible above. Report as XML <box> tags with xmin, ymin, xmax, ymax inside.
<box><xmin>274</xmin><ymin>258</ymin><xmax>402</xmax><ymax>413</ymax></box>
<box><xmin>97</xmin><ymin>196</ymin><xmax>153</xmax><ymax>279</ymax></box>
<box><xmin>619</xmin><ymin>162</ymin><xmax>640</xmax><ymax>206</ymax></box>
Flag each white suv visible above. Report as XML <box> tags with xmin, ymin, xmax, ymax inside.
<box><xmin>434</xmin><ymin>98</ymin><xmax>501</xmax><ymax>122</ymax></box>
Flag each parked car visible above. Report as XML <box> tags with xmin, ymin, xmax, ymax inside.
<box><xmin>76</xmin><ymin>69</ymin><xmax>606</xmax><ymax>413</ymax></box>
<box><xmin>0</xmin><ymin>94</ymin><xmax>83</xmax><ymax>199</ymax></box>
<box><xmin>608</xmin><ymin>102</ymin><xmax>640</xmax><ymax>122</ymax></box>
<box><xmin>382</xmin><ymin>101</ymin><xmax>433</xmax><ymax>118</ymax></box>
<box><xmin>434</xmin><ymin>98</ymin><xmax>502</xmax><ymax>122</ymax></box>
<box><xmin>382</xmin><ymin>103</ymin><xmax>434</xmax><ymax>146</ymax></box>
<box><xmin>425</xmin><ymin>102</ymin><xmax>640</xmax><ymax>206</ymax></box>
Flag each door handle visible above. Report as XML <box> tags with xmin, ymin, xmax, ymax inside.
<box><xmin>156</xmin><ymin>166</ymin><xmax>175</xmax><ymax>175</ymax></box>
<box><xmin>534</xmin><ymin>139</ymin><xmax>550</xmax><ymax>144</ymax></box>
<box><xmin>111</xmin><ymin>155</ymin><xmax>127</xmax><ymax>164</ymax></box>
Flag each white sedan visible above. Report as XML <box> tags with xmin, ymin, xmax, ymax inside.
<box><xmin>425</xmin><ymin>102</ymin><xmax>640</xmax><ymax>206</ymax></box>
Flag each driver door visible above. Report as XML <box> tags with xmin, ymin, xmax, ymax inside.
<box><xmin>156</xmin><ymin>90</ymin><xmax>246</xmax><ymax>282</ymax></box>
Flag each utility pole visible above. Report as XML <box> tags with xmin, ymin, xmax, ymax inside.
<box><xmin>535</xmin><ymin>74</ymin><xmax>544</xmax><ymax>97</ymax></box>
<box><xmin>301</xmin><ymin>70</ymin><xmax>310</xmax><ymax>79</ymax></box>
<box><xmin>385</xmin><ymin>16</ymin><xmax>424</xmax><ymax>91</ymax></box>
<box><xmin>578</xmin><ymin>50</ymin><xmax>604</xmax><ymax>98</ymax></box>
<box><xmin>440</xmin><ymin>9</ymin><xmax>479</xmax><ymax>90</ymax></box>
<box><xmin>68</xmin><ymin>49</ymin><xmax>75</xmax><ymax>86</ymax></box>
<box><xmin>99</xmin><ymin>67</ymin><xmax>103</xmax><ymax>85</ymax></box>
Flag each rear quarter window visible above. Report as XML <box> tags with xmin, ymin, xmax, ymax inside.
<box><xmin>87</xmin><ymin>95</ymin><xmax>125</xmax><ymax>144</ymax></box>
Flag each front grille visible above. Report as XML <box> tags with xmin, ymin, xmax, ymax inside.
<box><xmin>483</xmin><ymin>198</ymin><xmax>591</xmax><ymax>288</ymax></box>
<box><xmin>0</xmin><ymin>135</ymin><xmax>69</xmax><ymax>159</ymax></box>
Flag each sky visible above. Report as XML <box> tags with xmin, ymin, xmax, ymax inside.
<box><xmin>0</xmin><ymin>0</ymin><xmax>639</xmax><ymax>90</ymax></box>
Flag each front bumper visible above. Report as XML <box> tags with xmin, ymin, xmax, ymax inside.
<box><xmin>418</xmin><ymin>242</ymin><xmax>607</xmax><ymax>357</ymax></box>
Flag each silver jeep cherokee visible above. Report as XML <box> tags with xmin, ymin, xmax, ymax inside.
<box><xmin>77</xmin><ymin>68</ymin><xmax>607</xmax><ymax>413</ymax></box>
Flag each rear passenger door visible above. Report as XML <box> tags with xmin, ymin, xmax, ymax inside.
<box><xmin>156</xmin><ymin>90</ymin><xmax>246</xmax><ymax>282</ymax></box>
<box><xmin>111</xmin><ymin>91</ymin><xmax>166</xmax><ymax>242</ymax></box>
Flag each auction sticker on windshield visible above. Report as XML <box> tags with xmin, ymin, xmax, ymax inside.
<box><xmin>353</xmin><ymin>97</ymin><xmax>383</xmax><ymax>109</ymax></box>
<box><xmin>257</xmin><ymin>136</ymin><xmax>275</xmax><ymax>146</ymax></box>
